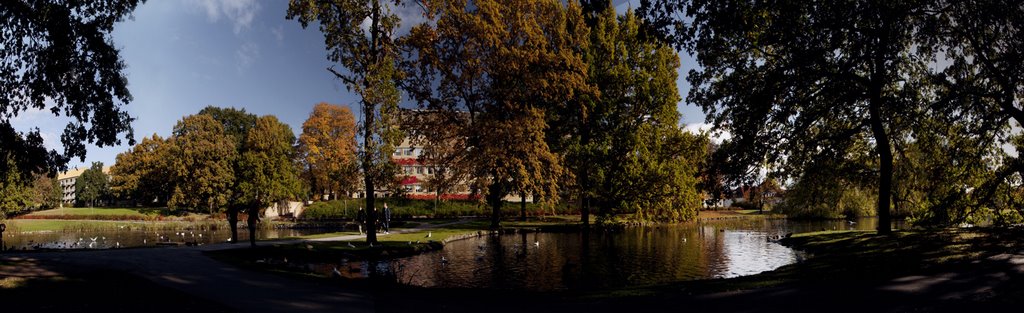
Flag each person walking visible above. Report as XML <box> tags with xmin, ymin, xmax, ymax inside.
<box><xmin>356</xmin><ymin>207</ymin><xmax>365</xmax><ymax>235</ymax></box>
<box><xmin>382</xmin><ymin>203</ymin><xmax>392</xmax><ymax>234</ymax></box>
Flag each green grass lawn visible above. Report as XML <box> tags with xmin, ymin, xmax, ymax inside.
<box><xmin>2</xmin><ymin>219</ymin><xmax>128</xmax><ymax>232</ymax></box>
<box><xmin>1</xmin><ymin>219</ymin><xmax>228</xmax><ymax>233</ymax></box>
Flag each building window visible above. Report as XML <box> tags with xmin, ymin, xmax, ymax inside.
<box><xmin>405</xmin><ymin>148</ymin><xmax>413</xmax><ymax>156</ymax></box>
<box><xmin>414</xmin><ymin>185</ymin><xmax>422</xmax><ymax>192</ymax></box>
<box><xmin>416</xmin><ymin>166</ymin><xmax>424</xmax><ymax>174</ymax></box>
<box><xmin>404</xmin><ymin>166</ymin><xmax>412</xmax><ymax>174</ymax></box>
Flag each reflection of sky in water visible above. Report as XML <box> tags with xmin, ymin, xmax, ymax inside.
<box><xmin>325</xmin><ymin>219</ymin><xmax>875</xmax><ymax>291</ymax></box>
<box><xmin>713</xmin><ymin>230</ymin><xmax>797</xmax><ymax>278</ymax></box>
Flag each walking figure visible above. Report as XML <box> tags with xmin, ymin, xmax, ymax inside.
<box><xmin>356</xmin><ymin>207</ymin><xmax>365</xmax><ymax>235</ymax></box>
<box><xmin>382</xmin><ymin>203</ymin><xmax>392</xmax><ymax>234</ymax></box>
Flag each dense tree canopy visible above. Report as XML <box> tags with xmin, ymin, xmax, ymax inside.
<box><xmin>402</xmin><ymin>0</ymin><xmax>593</xmax><ymax>228</ymax></box>
<box><xmin>1</xmin><ymin>0</ymin><xmax>142</xmax><ymax>180</ymax></box>
<box><xmin>197</xmin><ymin>106</ymin><xmax>258</xmax><ymax>242</ymax></box>
<box><xmin>109</xmin><ymin>134</ymin><xmax>173</xmax><ymax>206</ymax></box>
<box><xmin>297</xmin><ymin>103</ymin><xmax>358</xmax><ymax>201</ymax></box>
<box><xmin>238</xmin><ymin>115</ymin><xmax>302</xmax><ymax>247</ymax></box>
<box><xmin>0</xmin><ymin>157</ymin><xmax>30</xmax><ymax>217</ymax></box>
<box><xmin>563</xmin><ymin>5</ymin><xmax>704</xmax><ymax>223</ymax></box>
<box><xmin>167</xmin><ymin>114</ymin><xmax>237</xmax><ymax>215</ymax></box>
<box><xmin>685</xmin><ymin>0</ymin><xmax>958</xmax><ymax>233</ymax></box>
<box><xmin>75</xmin><ymin>162</ymin><xmax>109</xmax><ymax>207</ymax></box>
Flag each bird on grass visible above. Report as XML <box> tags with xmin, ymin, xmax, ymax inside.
<box><xmin>426</xmin><ymin>232</ymin><xmax>432</xmax><ymax>238</ymax></box>
<box><xmin>533</xmin><ymin>241</ymin><xmax>540</xmax><ymax>248</ymax></box>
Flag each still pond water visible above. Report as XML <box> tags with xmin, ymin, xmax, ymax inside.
<box><xmin>0</xmin><ymin>222</ymin><xmax>320</xmax><ymax>249</ymax></box>
<box><xmin>1</xmin><ymin>217</ymin><xmax>896</xmax><ymax>291</ymax></box>
<box><xmin>323</xmin><ymin>217</ymin><xmax>897</xmax><ymax>291</ymax></box>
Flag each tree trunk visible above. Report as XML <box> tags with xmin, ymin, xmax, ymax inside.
<box><xmin>227</xmin><ymin>207</ymin><xmax>239</xmax><ymax>244</ymax></box>
<box><xmin>363</xmin><ymin>0</ymin><xmax>382</xmax><ymax>244</ymax></box>
<box><xmin>520</xmin><ymin>192</ymin><xmax>527</xmax><ymax>221</ymax></box>
<box><xmin>580</xmin><ymin>173</ymin><xmax>590</xmax><ymax>227</ymax></box>
<box><xmin>869</xmin><ymin>48</ymin><xmax>893</xmax><ymax>234</ymax></box>
<box><xmin>580</xmin><ymin>124</ymin><xmax>591</xmax><ymax>227</ymax></box>
<box><xmin>247</xmin><ymin>207</ymin><xmax>258</xmax><ymax>247</ymax></box>
<box><xmin>488</xmin><ymin>181</ymin><xmax>504</xmax><ymax>229</ymax></box>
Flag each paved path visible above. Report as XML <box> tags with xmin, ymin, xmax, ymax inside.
<box><xmin>0</xmin><ymin>220</ymin><xmax>473</xmax><ymax>313</ymax></box>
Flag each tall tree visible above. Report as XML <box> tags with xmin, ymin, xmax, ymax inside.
<box><xmin>289</xmin><ymin>0</ymin><xmax>404</xmax><ymax>243</ymax></box>
<box><xmin>932</xmin><ymin>0</ymin><xmax>1024</xmax><ymax>219</ymax></box>
<box><xmin>75</xmin><ymin>162</ymin><xmax>108</xmax><ymax>207</ymax></box>
<box><xmin>238</xmin><ymin>116</ymin><xmax>302</xmax><ymax>247</ymax></box>
<box><xmin>109</xmin><ymin>134</ymin><xmax>174</xmax><ymax>206</ymax></box>
<box><xmin>557</xmin><ymin>5</ymin><xmax>703</xmax><ymax>223</ymax></box>
<box><xmin>1</xmin><ymin>0</ymin><xmax>142</xmax><ymax>180</ymax></box>
<box><xmin>402</xmin><ymin>0</ymin><xmax>590</xmax><ymax>229</ymax></box>
<box><xmin>297</xmin><ymin>103</ymin><xmax>358</xmax><ymax>201</ymax></box>
<box><xmin>28</xmin><ymin>173</ymin><xmax>62</xmax><ymax>210</ymax></box>
<box><xmin>0</xmin><ymin>157</ymin><xmax>30</xmax><ymax>217</ymax></box>
<box><xmin>167</xmin><ymin>115</ymin><xmax>236</xmax><ymax>216</ymax></box>
<box><xmin>686</xmin><ymin>0</ymin><xmax>948</xmax><ymax>233</ymax></box>
<box><xmin>197</xmin><ymin>106</ymin><xmax>258</xmax><ymax>243</ymax></box>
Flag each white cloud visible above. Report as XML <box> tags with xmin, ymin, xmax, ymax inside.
<box><xmin>391</xmin><ymin>2</ymin><xmax>430</xmax><ymax>38</ymax></box>
<box><xmin>187</xmin><ymin>0</ymin><xmax>261</xmax><ymax>34</ymax></box>
<box><xmin>236</xmin><ymin>42</ymin><xmax>260</xmax><ymax>73</ymax></box>
<box><xmin>684</xmin><ymin>122</ymin><xmax>732</xmax><ymax>144</ymax></box>
<box><xmin>271</xmin><ymin>25</ymin><xmax>285</xmax><ymax>44</ymax></box>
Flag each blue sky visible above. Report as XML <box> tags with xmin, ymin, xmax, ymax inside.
<box><xmin>10</xmin><ymin>0</ymin><xmax>706</xmax><ymax>170</ymax></box>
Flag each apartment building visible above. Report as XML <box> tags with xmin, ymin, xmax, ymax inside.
<box><xmin>56</xmin><ymin>166</ymin><xmax>111</xmax><ymax>207</ymax></box>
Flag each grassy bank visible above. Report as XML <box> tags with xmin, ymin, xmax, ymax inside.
<box><xmin>16</xmin><ymin>207</ymin><xmax>207</xmax><ymax>221</ymax></box>
<box><xmin>1</xmin><ymin>219</ymin><xmax>231</xmax><ymax>233</ymax></box>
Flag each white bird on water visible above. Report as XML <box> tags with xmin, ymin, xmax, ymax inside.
<box><xmin>90</xmin><ymin>237</ymin><xmax>98</xmax><ymax>242</ymax></box>
<box><xmin>533</xmin><ymin>241</ymin><xmax>540</xmax><ymax>247</ymax></box>
<box><xmin>347</xmin><ymin>242</ymin><xmax>356</xmax><ymax>248</ymax></box>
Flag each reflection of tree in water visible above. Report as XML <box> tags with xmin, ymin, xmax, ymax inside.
<box><xmin>378</xmin><ymin>221</ymin><xmax>827</xmax><ymax>290</ymax></box>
